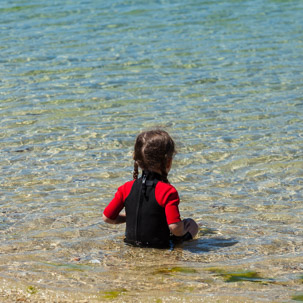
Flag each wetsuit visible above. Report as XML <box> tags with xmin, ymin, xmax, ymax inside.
<box><xmin>103</xmin><ymin>171</ymin><xmax>182</xmax><ymax>248</ymax></box>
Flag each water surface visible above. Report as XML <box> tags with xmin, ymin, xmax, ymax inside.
<box><xmin>1</xmin><ymin>0</ymin><xmax>303</xmax><ymax>302</ymax></box>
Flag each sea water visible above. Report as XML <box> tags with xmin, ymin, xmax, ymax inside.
<box><xmin>0</xmin><ymin>0</ymin><xmax>303</xmax><ymax>302</ymax></box>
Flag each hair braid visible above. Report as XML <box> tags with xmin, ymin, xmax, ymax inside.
<box><xmin>133</xmin><ymin>161</ymin><xmax>139</xmax><ymax>180</ymax></box>
<box><xmin>159</xmin><ymin>156</ymin><xmax>169</xmax><ymax>183</ymax></box>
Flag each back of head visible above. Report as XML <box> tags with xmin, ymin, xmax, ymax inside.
<box><xmin>133</xmin><ymin>129</ymin><xmax>176</xmax><ymax>182</ymax></box>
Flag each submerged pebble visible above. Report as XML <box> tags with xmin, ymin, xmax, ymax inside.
<box><xmin>89</xmin><ymin>259</ymin><xmax>101</xmax><ymax>264</ymax></box>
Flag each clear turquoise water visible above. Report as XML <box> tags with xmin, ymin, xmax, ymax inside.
<box><xmin>1</xmin><ymin>0</ymin><xmax>303</xmax><ymax>302</ymax></box>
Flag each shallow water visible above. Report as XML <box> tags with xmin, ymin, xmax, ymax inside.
<box><xmin>1</xmin><ymin>0</ymin><xmax>303</xmax><ymax>302</ymax></box>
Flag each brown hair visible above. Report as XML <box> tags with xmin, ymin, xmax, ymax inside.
<box><xmin>133</xmin><ymin>129</ymin><xmax>176</xmax><ymax>183</ymax></box>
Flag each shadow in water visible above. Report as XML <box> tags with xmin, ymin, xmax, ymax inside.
<box><xmin>179</xmin><ymin>237</ymin><xmax>238</xmax><ymax>254</ymax></box>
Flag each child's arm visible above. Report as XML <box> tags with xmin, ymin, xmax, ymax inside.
<box><xmin>169</xmin><ymin>221</ymin><xmax>185</xmax><ymax>236</ymax></box>
<box><xmin>103</xmin><ymin>213</ymin><xmax>126</xmax><ymax>224</ymax></box>
<box><xmin>103</xmin><ymin>181</ymin><xmax>134</xmax><ymax>225</ymax></box>
<box><xmin>156</xmin><ymin>183</ymin><xmax>198</xmax><ymax>238</ymax></box>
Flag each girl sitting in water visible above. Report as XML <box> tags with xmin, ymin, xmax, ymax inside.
<box><xmin>103</xmin><ymin>129</ymin><xmax>198</xmax><ymax>248</ymax></box>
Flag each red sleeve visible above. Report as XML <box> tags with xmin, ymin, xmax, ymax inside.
<box><xmin>155</xmin><ymin>182</ymin><xmax>181</xmax><ymax>225</ymax></box>
<box><xmin>103</xmin><ymin>180</ymin><xmax>134</xmax><ymax>220</ymax></box>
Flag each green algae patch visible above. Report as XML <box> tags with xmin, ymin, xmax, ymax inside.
<box><xmin>292</xmin><ymin>294</ymin><xmax>303</xmax><ymax>301</ymax></box>
<box><xmin>223</xmin><ymin>271</ymin><xmax>264</xmax><ymax>283</ymax></box>
<box><xmin>207</xmin><ymin>268</ymin><xmax>274</xmax><ymax>283</ymax></box>
<box><xmin>99</xmin><ymin>288</ymin><xmax>127</xmax><ymax>300</ymax></box>
<box><xmin>27</xmin><ymin>285</ymin><xmax>38</xmax><ymax>294</ymax></box>
<box><xmin>154</xmin><ymin>266</ymin><xmax>197</xmax><ymax>275</ymax></box>
<box><xmin>171</xmin><ymin>267</ymin><xmax>197</xmax><ymax>274</ymax></box>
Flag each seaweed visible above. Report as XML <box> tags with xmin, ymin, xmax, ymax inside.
<box><xmin>99</xmin><ymin>288</ymin><xmax>127</xmax><ymax>300</ymax></box>
<box><xmin>207</xmin><ymin>268</ymin><xmax>275</xmax><ymax>283</ymax></box>
<box><xmin>223</xmin><ymin>271</ymin><xmax>264</xmax><ymax>283</ymax></box>
<box><xmin>292</xmin><ymin>294</ymin><xmax>303</xmax><ymax>302</ymax></box>
<box><xmin>154</xmin><ymin>266</ymin><xmax>197</xmax><ymax>275</ymax></box>
<box><xmin>27</xmin><ymin>286</ymin><xmax>38</xmax><ymax>294</ymax></box>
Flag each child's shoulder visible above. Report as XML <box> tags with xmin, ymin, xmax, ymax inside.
<box><xmin>155</xmin><ymin>181</ymin><xmax>179</xmax><ymax>198</ymax></box>
<box><xmin>119</xmin><ymin>179</ymin><xmax>135</xmax><ymax>188</ymax></box>
<box><xmin>157</xmin><ymin>180</ymin><xmax>177</xmax><ymax>190</ymax></box>
<box><xmin>117</xmin><ymin>179</ymin><xmax>135</xmax><ymax>195</ymax></box>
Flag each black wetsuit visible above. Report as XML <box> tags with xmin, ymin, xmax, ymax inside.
<box><xmin>124</xmin><ymin>171</ymin><xmax>171</xmax><ymax>248</ymax></box>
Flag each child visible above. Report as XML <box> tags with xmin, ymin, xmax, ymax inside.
<box><xmin>103</xmin><ymin>129</ymin><xmax>198</xmax><ymax>248</ymax></box>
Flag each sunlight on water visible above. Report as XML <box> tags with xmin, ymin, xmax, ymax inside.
<box><xmin>0</xmin><ymin>0</ymin><xmax>303</xmax><ymax>302</ymax></box>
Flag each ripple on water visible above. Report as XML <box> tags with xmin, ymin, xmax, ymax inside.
<box><xmin>1</xmin><ymin>0</ymin><xmax>303</xmax><ymax>302</ymax></box>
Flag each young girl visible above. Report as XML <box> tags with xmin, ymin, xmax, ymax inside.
<box><xmin>103</xmin><ymin>129</ymin><xmax>198</xmax><ymax>248</ymax></box>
